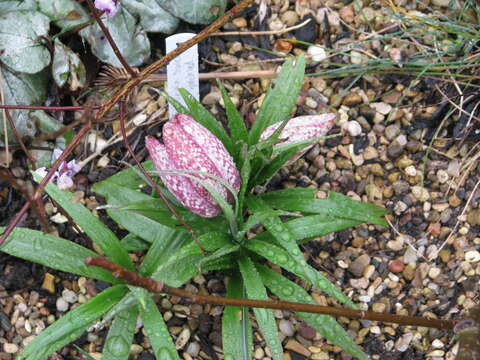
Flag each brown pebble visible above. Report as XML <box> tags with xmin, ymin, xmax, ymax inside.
<box><xmin>41</xmin><ymin>273</ymin><xmax>55</xmax><ymax>294</ymax></box>
<box><xmin>298</xmin><ymin>322</ymin><xmax>316</xmax><ymax>340</ymax></box>
<box><xmin>448</xmin><ymin>195</ymin><xmax>462</xmax><ymax>207</ymax></box>
<box><xmin>388</xmin><ymin>259</ymin><xmax>405</xmax><ymax>273</ymax></box>
<box><xmin>284</xmin><ymin>339</ymin><xmax>311</xmax><ymax>357</ymax></box>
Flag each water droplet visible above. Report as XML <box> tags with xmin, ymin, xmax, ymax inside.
<box><xmin>276</xmin><ymin>253</ymin><xmax>287</xmax><ymax>264</ymax></box>
<box><xmin>105</xmin><ymin>336</ymin><xmax>129</xmax><ymax>356</ymax></box>
<box><xmin>282</xmin><ymin>286</ymin><xmax>294</xmax><ymax>296</ymax></box>
<box><xmin>156</xmin><ymin>347</ymin><xmax>175</xmax><ymax>360</ymax></box>
<box><xmin>266</xmin><ymin>250</ymin><xmax>274</xmax><ymax>258</ymax></box>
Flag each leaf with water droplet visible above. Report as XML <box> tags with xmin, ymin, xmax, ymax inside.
<box><xmin>257</xmin><ymin>264</ymin><xmax>368</xmax><ymax>360</ymax></box>
<box><xmin>140</xmin><ymin>295</ymin><xmax>180</xmax><ymax>360</ymax></box>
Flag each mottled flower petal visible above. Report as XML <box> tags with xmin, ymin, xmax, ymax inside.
<box><xmin>145</xmin><ymin>136</ymin><xmax>221</xmax><ymax>218</ymax></box>
<box><xmin>163</xmin><ymin>114</ymin><xmax>240</xmax><ymax>201</ymax></box>
<box><xmin>57</xmin><ymin>173</ymin><xmax>74</xmax><ymax>190</ymax></box>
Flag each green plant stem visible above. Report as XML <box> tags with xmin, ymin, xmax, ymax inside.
<box><xmin>85</xmin><ymin>256</ymin><xmax>456</xmax><ymax>330</ymax></box>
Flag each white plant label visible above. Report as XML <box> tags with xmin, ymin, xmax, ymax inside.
<box><xmin>166</xmin><ymin>33</ymin><xmax>199</xmax><ymax>119</ymax></box>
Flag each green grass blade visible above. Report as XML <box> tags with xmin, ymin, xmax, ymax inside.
<box><xmin>161</xmin><ymin>91</ymin><xmax>189</xmax><ymax>114</ymax></box>
<box><xmin>237</xmin><ymin>256</ymin><xmax>283</xmax><ymax>360</ymax></box>
<box><xmin>102</xmin><ymin>306</ymin><xmax>138</xmax><ymax>360</ymax></box>
<box><xmin>179</xmin><ymin>88</ymin><xmax>235</xmax><ymax>156</ymax></box>
<box><xmin>0</xmin><ymin>227</ymin><xmax>117</xmax><ymax>283</ymax></box>
<box><xmin>17</xmin><ymin>285</ymin><xmax>127</xmax><ymax>360</ymax></box>
<box><xmin>222</xmin><ymin>274</ymin><xmax>253</xmax><ymax>360</ymax></box>
<box><xmin>32</xmin><ymin>172</ymin><xmax>134</xmax><ymax>270</ymax></box>
<box><xmin>140</xmin><ymin>295</ymin><xmax>180</xmax><ymax>360</ymax></box>
<box><xmin>257</xmin><ymin>264</ymin><xmax>368</xmax><ymax>360</ymax></box>
<box><xmin>248</xmin><ymin>54</ymin><xmax>306</xmax><ymax>146</ymax></box>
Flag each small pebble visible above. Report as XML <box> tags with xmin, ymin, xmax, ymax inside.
<box><xmin>279</xmin><ymin>319</ymin><xmax>295</xmax><ymax>337</ymax></box>
<box><xmin>3</xmin><ymin>343</ymin><xmax>19</xmax><ymax>353</ymax></box>
<box><xmin>56</xmin><ymin>298</ymin><xmax>69</xmax><ymax>312</ymax></box>
<box><xmin>346</xmin><ymin>121</ymin><xmax>362</xmax><ymax>137</ymax></box>
<box><xmin>388</xmin><ymin>260</ymin><xmax>405</xmax><ymax>273</ymax></box>
<box><xmin>465</xmin><ymin>250</ymin><xmax>480</xmax><ymax>263</ymax></box>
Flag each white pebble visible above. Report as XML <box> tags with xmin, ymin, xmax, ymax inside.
<box><xmin>465</xmin><ymin>250</ymin><xmax>480</xmax><ymax>263</ymax></box>
<box><xmin>346</xmin><ymin>121</ymin><xmax>362</xmax><ymax>137</ymax></box>
<box><xmin>405</xmin><ymin>165</ymin><xmax>417</xmax><ymax>177</ymax></box>
<box><xmin>62</xmin><ymin>289</ymin><xmax>78</xmax><ymax>304</ymax></box>
<box><xmin>4</xmin><ymin>343</ymin><xmax>19</xmax><ymax>353</ymax></box>
<box><xmin>307</xmin><ymin>45</ymin><xmax>327</xmax><ymax>62</ymax></box>
<box><xmin>56</xmin><ymin>297</ymin><xmax>69</xmax><ymax>312</ymax></box>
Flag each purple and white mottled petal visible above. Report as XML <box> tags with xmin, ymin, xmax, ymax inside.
<box><xmin>35</xmin><ymin>167</ymin><xmax>49</xmax><ymax>179</ymax></box>
<box><xmin>260</xmin><ymin>114</ymin><xmax>336</xmax><ymax>144</ymax></box>
<box><xmin>145</xmin><ymin>136</ymin><xmax>221</xmax><ymax>218</ymax></box>
<box><xmin>163</xmin><ymin>115</ymin><xmax>233</xmax><ymax>203</ymax></box>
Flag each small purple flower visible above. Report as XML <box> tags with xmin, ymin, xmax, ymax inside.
<box><xmin>146</xmin><ymin>114</ymin><xmax>240</xmax><ymax>218</ymax></box>
<box><xmin>94</xmin><ymin>0</ymin><xmax>119</xmax><ymax>18</ymax></box>
<box><xmin>260</xmin><ymin>113</ymin><xmax>336</xmax><ymax>162</ymax></box>
<box><xmin>35</xmin><ymin>149</ymin><xmax>81</xmax><ymax>190</ymax></box>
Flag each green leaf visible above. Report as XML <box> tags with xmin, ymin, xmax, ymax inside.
<box><xmin>0</xmin><ymin>0</ymin><xmax>36</xmax><ymax>12</ymax></box>
<box><xmin>162</xmin><ymin>91</ymin><xmax>190</xmax><ymax>114</ymax></box>
<box><xmin>33</xmin><ymin>173</ymin><xmax>134</xmax><ymax>271</ymax></box>
<box><xmin>259</xmin><ymin>190</ymin><xmax>387</xmax><ymax>227</ymax></box>
<box><xmin>93</xmin><ymin>161</ymin><xmax>154</xmax><ymax>190</ymax></box>
<box><xmin>140</xmin><ymin>295</ymin><xmax>180</xmax><ymax>359</ymax></box>
<box><xmin>217</xmin><ymin>80</ymin><xmax>248</xmax><ymax>160</ymax></box>
<box><xmin>0</xmin><ymin>11</ymin><xmax>50</xmax><ymax>73</ymax></box>
<box><xmin>237</xmin><ymin>256</ymin><xmax>283</xmax><ymax>360</ymax></box>
<box><xmin>257</xmin><ymin>265</ymin><xmax>369</xmax><ymax>360</ymax></box>
<box><xmin>52</xmin><ymin>39</ymin><xmax>86</xmax><ymax>91</ymax></box>
<box><xmin>155</xmin><ymin>0</ymin><xmax>226</xmax><ymax>24</ymax></box>
<box><xmin>17</xmin><ymin>285</ymin><xmax>127</xmax><ymax>360</ymax></box>
<box><xmin>140</xmin><ymin>228</ymin><xmax>190</xmax><ymax>276</ymax></box>
<box><xmin>95</xmin><ymin>183</ymin><xmax>225</xmax><ymax>234</ymax></box>
<box><xmin>248</xmin><ymin>55</ymin><xmax>306</xmax><ymax>146</ymax></box>
<box><xmin>0</xmin><ymin>62</ymin><xmax>48</xmax><ymax>144</ymax></box>
<box><xmin>222</xmin><ymin>275</ymin><xmax>252</xmax><ymax>360</ymax></box>
<box><xmin>179</xmin><ymin>88</ymin><xmax>235</xmax><ymax>156</ymax></box>
<box><xmin>120</xmin><ymin>234</ymin><xmax>150</xmax><ymax>251</ymax></box>
<box><xmin>123</xmin><ymin>0</ymin><xmax>179</xmax><ymax>33</ymax></box>
<box><xmin>38</xmin><ymin>0</ymin><xmax>90</xmax><ymax>29</ymax></box>
<box><xmin>0</xmin><ymin>227</ymin><xmax>117</xmax><ymax>283</ymax></box>
<box><xmin>81</xmin><ymin>6</ymin><xmax>150</xmax><ymax>67</ymax></box>
<box><xmin>102</xmin><ymin>306</ymin><xmax>138</xmax><ymax>360</ymax></box>
<box><xmin>245</xmin><ymin>238</ymin><xmax>355</xmax><ymax>308</ymax></box>
<box><xmin>247</xmin><ymin>198</ymin><xmax>356</xmax><ymax>307</ymax></box>
<box><xmin>252</xmin><ymin>141</ymin><xmax>308</xmax><ymax>186</ymax></box>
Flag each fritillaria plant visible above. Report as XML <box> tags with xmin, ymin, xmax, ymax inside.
<box><xmin>1</xmin><ymin>55</ymin><xmax>389</xmax><ymax>360</ymax></box>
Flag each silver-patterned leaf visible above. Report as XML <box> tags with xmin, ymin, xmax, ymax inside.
<box><xmin>155</xmin><ymin>0</ymin><xmax>226</xmax><ymax>24</ymax></box>
<box><xmin>0</xmin><ymin>11</ymin><xmax>50</xmax><ymax>73</ymax></box>
<box><xmin>52</xmin><ymin>39</ymin><xmax>86</xmax><ymax>90</ymax></box>
<box><xmin>81</xmin><ymin>7</ymin><xmax>150</xmax><ymax>67</ymax></box>
<box><xmin>37</xmin><ymin>0</ymin><xmax>90</xmax><ymax>29</ymax></box>
<box><xmin>122</xmin><ymin>0</ymin><xmax>179</xmax><ymax>33</ymax></box>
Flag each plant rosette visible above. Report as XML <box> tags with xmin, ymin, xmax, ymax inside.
<box><xmin>1</xmin><ymin>55</ymin><xmax>387</xmax><ymax>360</ymax></box>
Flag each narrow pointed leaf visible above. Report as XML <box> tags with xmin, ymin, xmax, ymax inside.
<box><xmin>0</xmin><ymin>227</ymin><xmax>117</xmax><ymax>283</ymax></box>
<box><xmin>140</xmin><ymin>295</ymin><xmax>180</xmax><ymax>359</ymax></box>
<box><xmin>33</xmin><ymin>173</ymin><xmax>134</xmax><ymax>271</ymax></box>
<box><xmin>222</xmin><ymin>275</ymin><xmax>253</xmax><ymax>360</ymax></box>
<box><xmin>238</xmin><ymin>256</ymin><xmax>283</xmax><ymax>360</ymax></box>
<box><xmin>248</xmin><ymin>55</ymin><xmax>306</xmax><ymax>145</ymax></box>
<box><xmin>245</xmin><ymin>238</ymin><xmax>355</xmax><ymax>308</ymax></box>
<box><xmin>259</xmin><ymin>190</ymin><xmax>387</xmax><ymax>226</ymax></box>
<box><xmin>92</xmin><ymin>161</ymin><xmax>154</xmax><ymax>190</ymax></box>
<box><xmin>218</xmin><ymin>80</ymin><xmax>248</xmax><ymax>158</ymax></box>
<box><xmin>257</xmin><ymin>264</ymin><xmax>368</xmax><ymax>360</ymax></box>
<box><xmin>102</xmin><ymin>307</ymin><xmax>138</xmax><ymax>360</ymax></box>
<box><xmin>17</xmin><ymin>285</ymin><xmax>127</xmax><ymax>360</ymax></box>
<box><xmin>247</xmin><ymin>198</ymin><xmax>355</xmax><ymax>308</ymax></box>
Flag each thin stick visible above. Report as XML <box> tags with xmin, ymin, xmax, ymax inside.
<box><xmin>4</xmin><ymin>109</ymin><xmax>36</xmax><ymax>168</ymax></box>
<box><xmin>85</xmin><ymin>0</ymin><xmax>137</xmax><ymax>78</ymax></box>
<box><xmin>0</xmin><ymin>105</ymin><xmax>100</xmax><ymax>111</ymax></box>
<box><xmin>85</xmin><ymin>256</ymin><xmax>455</xmax><ymax>330</ymax></box>
<box><xmin>209</xmin><ymin>18</ymin><xmax>312</xmax><ymax>36</ymax></box>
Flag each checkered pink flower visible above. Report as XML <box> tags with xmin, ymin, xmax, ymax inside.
<box><xmin>94</xmin><ymin>0</ymin><xmax>119</xmax><ymax>17</ymax></box>
<box><xmin>260</xmin><ymin>113</ymin><xmax>336</xmax><ymax>162</ymax></box>
<box><xmin>146</xmin><ymin>114</ymin><xmax>240</xmax><ymax>218</ymax></box>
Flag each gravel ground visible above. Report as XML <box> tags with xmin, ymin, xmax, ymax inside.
<box><xmin>1</xmin><ymin>0</ymin><xmax>480</xmax><ymax>359</ymax></box>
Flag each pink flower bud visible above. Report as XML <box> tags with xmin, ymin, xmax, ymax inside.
<box><xmin>94</xmin><ymin>0</ymin><xmax>119</xmax><ymax>17</ymax></box>
<box><xmin>146</xmin><ymin>114</ymin><xmax>240</xmax><ymax>218</ymax></box>
<box><xmin>260</xmin><ymin>113</ymin><xmax>336</xmax><ymax>162</ymax></box>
